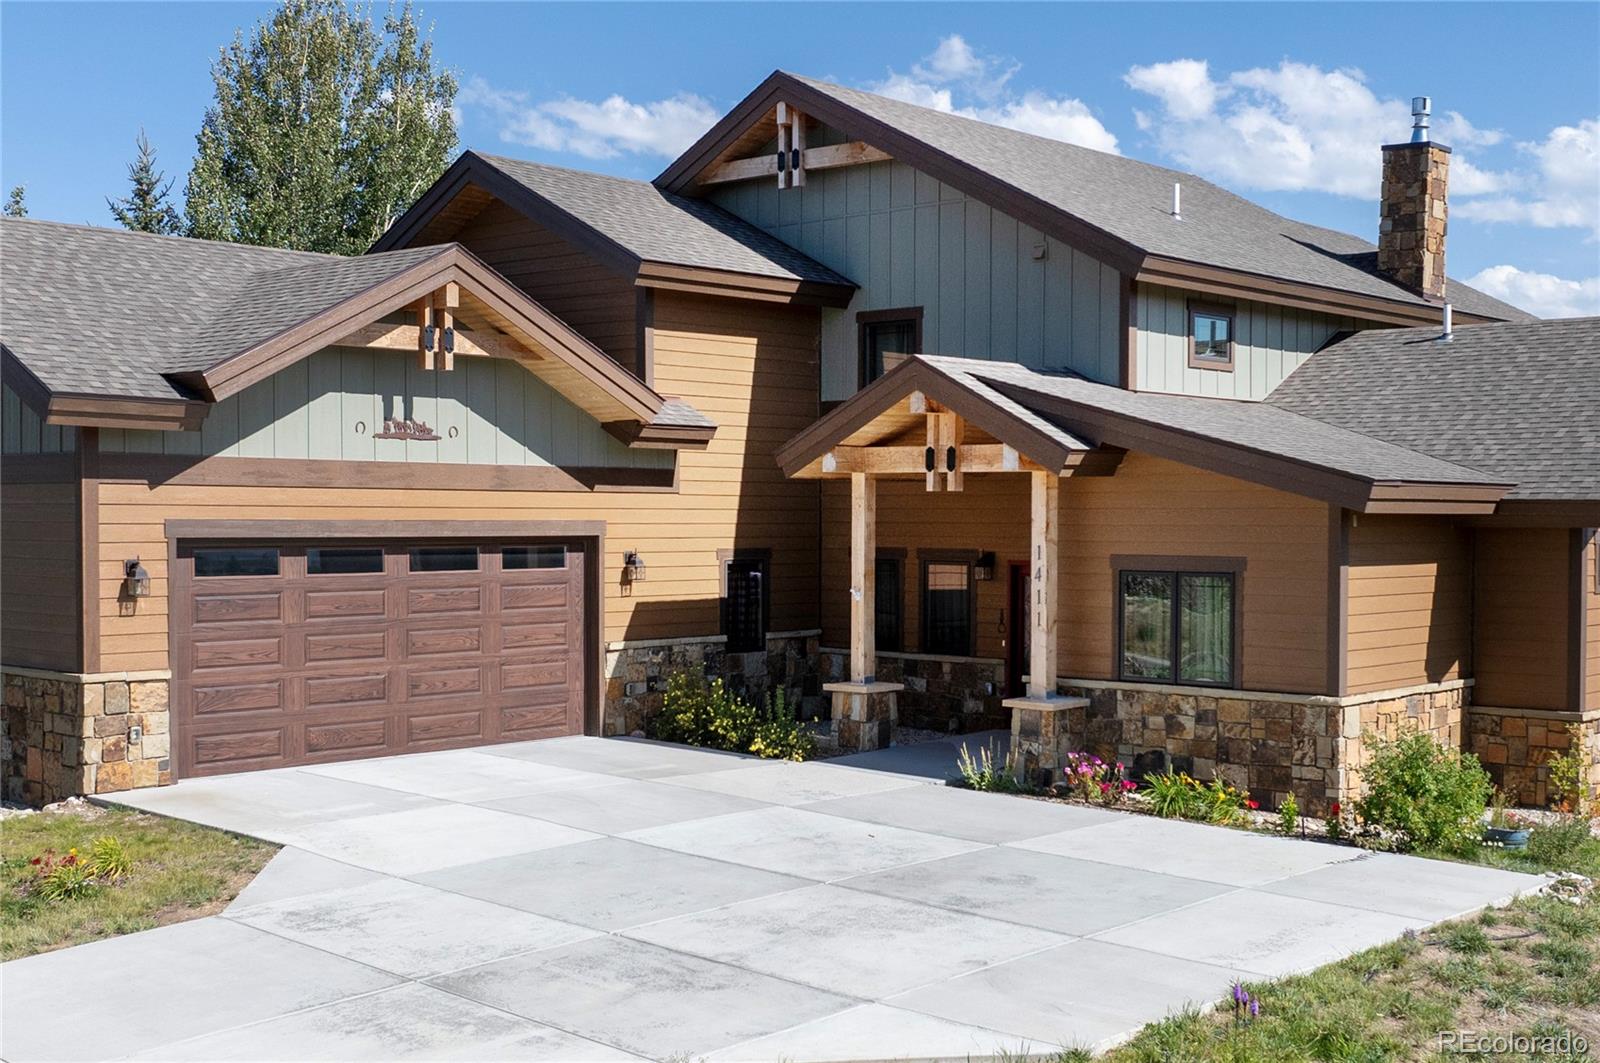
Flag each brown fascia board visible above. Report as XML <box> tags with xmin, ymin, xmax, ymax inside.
<box><xmin>633</xmin><ymin>262</ymin><xmax>855</xmax><ymax>308</ymax></box>
<box><xmin>181</xmin><ymin>244</ymin><xmax>663</xmax><ymax>425</ymax></box>
<box><xmin>2</xmin><ymin>344</ymin><xmax>53</xmax><ymax>415</ymax></box>
<box><xmin>776</xmin><ymin>359</ymin><xmax>1079</xmax><ymax>478</ymax></box>
<box><xmin>4</xmin><ymin>345</ymin><xmax>208</xmax><ymax>431</ymax></box>
<box><xmin>985</xmin><ymin>380</ymin><xmax>1513</xmax><ymax>513</ymax></box>
<box><xmin>658</xmin><ymin>72</ymin><xmax>1147</xmax><ymax>277</ymax></box>
<box><xmin>1469</xmin><ymin>500</ymin><xmax>1600</xmax><ymax>527</ymax></box>
<box><xmin>602</xmin><ymin>419</ymin><xmax>716</xmax><ymax>450</ymax></box>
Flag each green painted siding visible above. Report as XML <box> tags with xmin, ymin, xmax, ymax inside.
<box><xmin>711</xmin><ymin>149</ymin><xmax>1123</xmax><ymax>400</ymax></box>
<box><xmin>1136</xmin><ymin>283</ymin><xmax>1367</xmax><ymax>401</ymax></box>
<box><xmin>99</xmin><ymin>346</ymin><xmax>670</xmax><ymax>469</ymax></box>
<box><xmin>1</xmin><ymin>380</ymin><xmax>76</xmax><ymax>455</ymax></box>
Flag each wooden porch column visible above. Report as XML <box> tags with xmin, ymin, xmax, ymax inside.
<box><xmin>850</xmin><ymin>471</ymin><xmax>876</xmax><ymax>681</ymax></box>
<box><xmin>1028</xmin><ymin>470</ymin><xmax>1059</xmax><ymax>698</ymax></box>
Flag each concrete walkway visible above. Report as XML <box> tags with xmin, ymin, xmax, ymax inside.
<box><xmin>2</xmin><ymin>737</ymin><xmax>1544</xmax><ymax>1062</ymax></box>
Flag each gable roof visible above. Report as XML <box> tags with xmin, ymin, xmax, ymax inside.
<box><xmin>1270</xmin><ymin>317</ymin><xmax>1600</xmax><ymax>503</ymax></box>
<box><xmin>661</xmin><ymin>72</ymin><xmax>1534</xmax><ymax>326</ymax></box>
<box><xmin>373</xmin><ymin>152</ymin><xmax>856</xmax><ymax>306</ymax></box>
<box><xmin>778</xmin><ymin>354</ymin><xmax>1513</xmax><ymax>514</ymax></box>
<box><xmin>1</xmin><ymin>218</ymin><xmax>708</xmax><ymax>437</ymax></box>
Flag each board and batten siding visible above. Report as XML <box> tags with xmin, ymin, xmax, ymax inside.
<box><xmin>1585</xmin><ymin>532</ymin><xmax>1599</xmax><ymax>712</ymax></box>
<box><xmin>1</xmin><ymin>380</ymin><xmax>76</xmax><ymax>454</ymax></box>
<box><xmin>90</xmin><ymin>293</ymin><xmax>821</xmax><ymax>673</ymax></box>
<box><xmin>1345</xmin><ymin>515</ymin><xmax>1471</xmax><ymax>695</ymax></box>
<box><xmin>1473</xmin><ymin>526</ymin><xmax>1569</xmax><ymax>712</ymax></box>
<box><xmin>821</xmin><ymin>452</ymin><xmax>1330</xmax><ymax>694</ymax></box>
<box><xmin>1136</xmin><ymin>283</ymin><xmax>1367</xmax><ymax>400</ymax></box>
<box><xmin>97</xmin><ymin>347</ymin><xmax>669</xmax><ymax>471</ymax></box>
<box><xmin>710</xmin><ymin>147</ymin><xmax>1123</xmax><ymax>400</ymax></box>
<box><xmin>1</xmin><ymin>477</ymin><xmax>81</xmax><ymax>671</ymax></box>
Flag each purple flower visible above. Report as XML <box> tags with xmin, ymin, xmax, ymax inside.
<box><xmin>1250</xmin><ymin>998</ymin><xmax>1260</xmax><ymax>1018</ymax></box>
<box><xmin>1232</xmin><ymin>982</ymin><xmax>1246</xmax><ymax>1004</ymax></box>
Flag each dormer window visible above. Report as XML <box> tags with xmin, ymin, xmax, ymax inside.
<box><xmin>1188</xmin><ymin>302</ymin><xmax>1235</xmax><ymax>371</ymax></box>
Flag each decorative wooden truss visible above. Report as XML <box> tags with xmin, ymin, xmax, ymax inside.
<box><xmin>701</xmin><ymin>102</ymin><xmax>892</xmax><ymax>188</ymax></box>
<box><xmin>335</xmin><ymin>282</ymin><xmax>538</xmax><ymax>371</ymax></box>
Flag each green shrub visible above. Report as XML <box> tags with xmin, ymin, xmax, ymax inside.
<box><xmin>87</xmin><ymin>836</ymin><xmax>134</xmax><ymax>880</ymax></box>
<box><xmin>956</xmin><ymin>740</ymin><xmax>1030</xmax><ymax>793</ymax></box>
<box><xmin>1278</xmin><ymin>792</ymin><xmax>1299</xmax><ymax>836</ymax></box>
<box><xmin>30</xmin><ymin>850</ymin><xmax>97</xmax><ymax>902</ymax></box>
<box><xmin>1545</xmin><ymin>724</ymin><xmax>1588</xmax><ymax>813</ymax></box>
<box><xmin>1144</xmin><ymin>770</ymin><xmax>1254</xmax><ymax>824</ymax></box>
<box><xmin>1354</xmin><ymin>731</ymin><xmax>1491</xmax><ymax>855</ymax></box>
<box><xmin>748</xmin><ymin>687</ymin><xmax>815</xmax><ymax>762</ymax></box>
<box><xmin>1526</xmin><ymin>815</ymin><xmax>1599</xmax><ymax>872</ymax></box>
<box><xmin>647</xmin><ymin>672</ymin><xmax>813</xmax><ymax>760</ymax></box>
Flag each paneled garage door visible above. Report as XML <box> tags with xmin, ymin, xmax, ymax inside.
<box><xmin>171</xmin><ymin>540</ymin><xmax>588</xmax><ymax>777</ymax></box>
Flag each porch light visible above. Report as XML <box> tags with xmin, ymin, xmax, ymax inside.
<box><xmin>623</xmin><ymin>550</ymin><xmax>647</xmax><ymax>582</ymax></box>
<box><xmin>123</xmin><ymin>558</ymin><xmax>152</xmax><ymax>598</ymax></box>
<box><xmin>975</xmin><ymin>552</ymin><xmax>997</xmax><ymax>581</ymax></box>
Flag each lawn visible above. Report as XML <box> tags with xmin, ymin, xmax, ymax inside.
<box><xmin>1</xmin><ymin>803</ymin><xmax>276</xmax><ymax>961</ymax></box>
<box><xmin>1051</xmin><ymin>887</ymin><xmax>1599</xmax><ymax>1063</ymax></box>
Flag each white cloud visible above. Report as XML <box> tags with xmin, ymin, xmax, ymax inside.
<box><xmin>459</xmin><ymin>76</ymin><xmax>719</xmax><ymax>160</ymax></box>
<box><xmin>1455</xmin><ymin>120</ymin><xmax>1600</xmax><ymax>237</ymax></box>
<box><xmin>1467</xmin><ymin>264</ymin><xmax>1600</xmax><ymax>319</ymax></box>
<box><xmin>1122</xmin><ymin>59</ymin><xmax>1515</xmax><ymax>199</ymax></box>
<box><xmin>872</xmin><ymin>36</ymin><xmax>1119</xmax><ymax>154</ymax></box>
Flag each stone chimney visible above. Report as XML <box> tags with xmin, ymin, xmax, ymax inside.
<box><xmin>1378</xmin><ymin>96</ymin><xmax>1450</xmax><ymax>299</ymax></box>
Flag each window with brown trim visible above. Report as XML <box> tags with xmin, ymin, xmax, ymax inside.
<box><xmin>1187</xmin><ymin>301</ymin><xmax>1235</xmax><ymax>370</ymax></box>
<box><xmin>857</xmin><ymin>308</ymin><xmax>924</xmax><ymax>387</ymax></box>
<box><xmin>875</xmin><ymin>556</ymin><xmax>904</xmax><ymax>653</ymax></box>
<box><xmin>920</xmin><ymin>558</ymin><xmax>975</xmax><ymax>657</ymax></box>
<box><xmin>721</xmin><ymin>553</ymin><xmax>770</xmax><ymax>654</ymax></box>
<box><xmin>1117</xmin><ymin>566</ymin><xmax>1237</xmax><ymax>687</ymax></box>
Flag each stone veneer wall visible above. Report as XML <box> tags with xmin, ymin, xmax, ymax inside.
<box><xmin>2</xmin><ymin>670</ymin><xmax>171</xmax><ymax>805</ymax></box>
<box><xmin>818</xmin><ymin>650</ymin><xmax>1007</xmax><ymax>733</ymax></box>
<box><xmin>1468</xmin><ymin>709</ymin><xmax>1600</xmax><ymax>807</ymax></box>
<box><xmin>603</xmin><ymin>632</ymin><xmax>822</xmax><ymax>736</ymax></box>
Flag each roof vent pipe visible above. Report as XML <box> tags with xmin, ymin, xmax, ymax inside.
<box><xmin>1410</xmin><ymin>96</ymin><xmax>1431</xmax><ymax>143</ymax></box>
<box><xmin>1440</xmin><ymin>302</ymin><xmax>1453</xmax><ymax>341</ymax></box>
<box><xmin>1171</xmin><ymin>182</ymin><xmax>1181</xmax><ymax>220</ymax></box>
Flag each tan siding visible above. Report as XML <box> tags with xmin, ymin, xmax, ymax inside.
<box><xmin>451</xmin><ymin>200</ymin><xmax>638</xmax><ymax>372</ymax></box>
<box><xmin>91</xmin><ymin>292</ymin><xmax>822</xmax><ymax>673</ymax></box>
<box><xmin>1345</xmin><ymin>516</ymin><xmax>1471</xmax><ymax>694</ymax></box>
<box><xmin>821</xmin><ymin>452</ymin><xmax>1329</xmax><ymax>693</ymax></box>
<box><xmin>2</xmin><ymin>478</ymin><xmax>82</xmax><ymax>671</ymax></box>
<box><xmin>1474</xmin><ymin>526</ymin><xmax>1568</xmax><ymax>711</ymax></box>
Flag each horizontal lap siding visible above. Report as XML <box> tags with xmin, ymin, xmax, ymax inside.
<box><xmin>92</xmin><ymin>292</ymin><xmax>821</xmax><ymax>673</ymax></box>
<box><xmin>2</xmin><ymin>479</ymin><xmax>81</xmax><ymax>670</ymax></box>
<box><xmin>1346</xmin><ymin>516</ymin><xmax>1471</xmax><ymax>694</ymax></box>
<box><xmin>1473</xmin><ymin>526</ymin><xmax>1568</xmax><ymax>711</ymax></box>
<box><xmin>821</xmin><ymin>453</ymin><xmax>1329</xmax><ymax>692</ymax></box>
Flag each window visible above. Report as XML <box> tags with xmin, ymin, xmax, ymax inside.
<box><xmin>1118</xmin><ymin>569</ymin><xmax>1236</xmax><ymax>686</ymax></box>
<box><xmin>409</xmin><ymin>546</ymin><xmax>478</xmax><ymax>572</ymax></box>
<box><xmin>723</xmin><ymin>558</ymin><xmax>768</xmax><ymax>653</ymax></box>
<box><xmin>921</xmin><ymin>559</ymin><xmax>974</xmax><ymax>656</ymax></box>
<box><xmin>503</xmin><ymin>545</ymin><xmax>566</xmax><ymax>570</ymax></box>
<box><xmin>1188</xmin><ymin>302</ymin><xmax>1235</xmax><ymax>370</ymax></box>
<box><xmin>857</xmin><ymin>308</ymin><xmax>923</xmax><ymax>387</ymax></box>
<box><xmin>874</xmin><ymin>557</ymin><xmax>903</xmax><ymax>653</ymax></box>
<box><xmin>193</xmin><ymin>547</ymin><xmax>278</xmax><ymax>578</ymax></box>
<box><xmin>306</xmin><ymin>547</ymin><xmax>383</xmax><ymax>575</ymax></box>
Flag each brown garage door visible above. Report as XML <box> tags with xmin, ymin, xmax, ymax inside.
<box><xmin>171</xmin><ymin>540</ymin><xmax>588</xmax><ymax>777</ymax></box>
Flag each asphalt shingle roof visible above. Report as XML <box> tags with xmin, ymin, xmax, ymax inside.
<box><xmin>784</xmin><ymin>75</ymin><xmax>1534</xmax><ymax>323</ymax></box>
<box><xmin>1269</xmin><ymin>317</ymin><xmax>1600</xmax><ymax>500</ymax></box>
<box><xmin>475</xmin><ymin>153</ymin><xmax>854</xmax><ymax>288</ymax></box>
<box><xmin>2</xmin><ymin>218</ymin><xmax>445</xmax><ymax>398</ymax></box>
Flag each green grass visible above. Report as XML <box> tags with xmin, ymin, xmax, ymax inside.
<box><xmin>0</xmin><ymin>805</ymin><xmax>276</xmax><ymax>960</ymax></box>
<box><xmin>1034</xmin><ymin>892</ymin><xmax>1600</xmax><ymax>1063</ymax></box>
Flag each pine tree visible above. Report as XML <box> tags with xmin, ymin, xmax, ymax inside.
<box><xmin>108</xmin><ymin>130</ymin><xmax>182</xmax><ymax>234</ymax></box>
<box><xmin>3</xmin><ymin>185</ymin><xmax>26</xmax><ymax>218</ymax></box>
<box><xmin>184</xmin><ymin>0</ymin><xmax>457</xmax><ymax>254</ymax></box>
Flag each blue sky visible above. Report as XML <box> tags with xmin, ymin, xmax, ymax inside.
<box><xmin>3</xmin><ymin>2</ymin><xmax>1597</xmax><ymax>316</ymax></box>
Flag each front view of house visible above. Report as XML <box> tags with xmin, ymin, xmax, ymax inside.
<box><xmin>4</xmin><ymin>73</ymin><xmax>1596</xmax><ymax>815</ymax></box>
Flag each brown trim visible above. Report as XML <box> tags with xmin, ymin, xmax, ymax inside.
<box><xmin>602</xmin><ymin>420</ymin><xmax>716</xmax><ymax>450</ymax></box>
<box><xmin>1112</xmin><ymin>559</ymin><xmax>1243</xmax><ymax>689</ymax></box>
<box><xmin>1570</xmin><ymin>528</ymin><xmax>1592</xmax><ymax>712</ymax></box>
<box><xmin>77</xmin><ymin>428</ymin><xmax>100</xmax><ymax>674</ymax></box>
<box><xmin>98</xmin><ymin>453</ymin><xmax>678</xmax><ymax>494</ymax></box>
<box><xmin>875</xmin><ymin>546</ymin><xmax>909</xmax><ymax>560</ymax></box>
<box><xmin>1186</xmin><ymin>299</ymin><xmax>1236</xmax><ymax>372</ymax></box>
<box><xmin>1327</xmin><ymin>506</ymin><xmax>1349</xmax><ymax>697</ymax></box>
<box><xmin>2</xmin><ymin>345</ymin><xmax>52</xmax><ymax>414</ymax></box>
<box><xmin>1119</xmin><ymin>275</ymin><xmax>1137</xmax><ymax>390</ymax></box>
<box><xmin>634</xmin><ymin>288</ymin><xmax>656</xmax><ymax>386</ymax></box>
<box><xmin>1474</xmin><ymin>501</ymin><xmax>1600</xmax><ymax>526</ymax></box>
<box><xmin>875</xmin><ymin>552</ymin><xmax>906</xmax><ymax>654</ymax></box>
<box><xmin>165</xmin><ymin>518</ymin><xmax>607</xmax><ymax>542</ymax></box>
<box><xmin>47</xmin><ymin>394</ymin><xmax>208</xmax><ymax>431</ymax></box>
<box><xmin>918</xmin><ymin>552</ymin><xmax>978</xmax><ymax>657</ymax></box>
<box><xmin>634</xmin><ymin>262</ymin><xmax>855</xmax><ymax>308</ymax></box>
<box><xmin>856</xmin><ymin>307</ymin><xmax>924</xmax><ymax>390</ymax></box>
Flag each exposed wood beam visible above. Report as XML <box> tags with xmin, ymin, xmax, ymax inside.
<box><xmin>791</xmin><ymin>106</ymin><xmax>807</xmax><ymax>187</ymax></box>
<box><xmin>416</xmin><ymin>298</ymin><xmax>435</xmax><ymax>371</ymax></box>
<box><xmin>701</xmin><ymin>140</ymin><xmax>894</xmax><ymax>186</ymax></box>
<box><xmin>437</xmin><ymin>284</ymin><xmax>458</xmax><ymax>372</ymax></box>
<box><xmin>850</xmin><ymin>472</ymin><xmax>876</xmax><ymax>682</ymax></box>
<box><xmin>336</xmin><ymin>322</ymin><xmax>533</xmax><ymax>361</ymax></box>
<box><xmin>775</xmin><ymin>102</ymin><xmax>791</xmax><ymax>190</ymax></box>
<box><xmin>1028</xmin><ymin>470</ymin><xmax>1060</xmax><ymax>698</ymax></box>
<box><xmin>821</xmin><ymin>443</ymin><xmax>1039</xmax><ymax>475</ymax></box>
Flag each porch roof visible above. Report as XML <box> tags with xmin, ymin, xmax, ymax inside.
<box><xmin>776</xmin><ymin>355</ymin><xmax>1516</xmax><ymax>514</ymax></box>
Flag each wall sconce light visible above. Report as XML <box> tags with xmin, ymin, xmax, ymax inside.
<box><xmin>123</xmin><ymin>558</ymin><xmax>152</xmax><ymax>598</ymax></box>
<box><xmin>974</xmin><ymin>552</ymin><xmax>997</xmax><ymax>581</ymax></box>
<box><xmin>623</xmin><ymin>550</ymin><xmax>647</xmax><ymax>582</ymax></box>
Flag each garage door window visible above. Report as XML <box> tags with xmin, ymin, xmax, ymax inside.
<box><xmin>503</xmin><ymin>545</ymin><xmax>567</xmax><ymax>570</ymax></box>
<box><xmin>193</xmin><ymin>547</ymin><xmax>279</xmax><ymax>578</ymax></box>
<box><xmin>307</xmin><ymin>547</ymin><xmax>384</xmax><ymax>575</ymax></box>
<box><xmin>409</xmin><ymin>546</ymin><xmax>479</xmax><ymax>572</ymax></box>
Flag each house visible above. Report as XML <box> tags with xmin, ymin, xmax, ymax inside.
<box><xmin>3</xmin><ymin>73</ymin><xmax>1595</xmax><ymax>814</ymax></box>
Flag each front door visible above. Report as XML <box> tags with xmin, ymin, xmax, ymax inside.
<box><xmin>1006</xmin><ymin>562</ymin><xmax>1030</xmax><ymax>697</ymax></box>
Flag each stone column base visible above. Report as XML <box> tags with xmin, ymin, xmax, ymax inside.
<box><xmin>823</xmin><ymin>681</ymin><xmax>903</xmax><ymax>753</ymax></box>
<box><xmin>1004</xmin><ymin>695</ymin><xmax>1090</xmax><ymax>787</ymax></box>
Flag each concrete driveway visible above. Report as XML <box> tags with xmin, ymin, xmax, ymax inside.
<box><xmin>2</xmin><ymin>737</ymin><xmax>1544</xmax><ymax>1062</ymax></box>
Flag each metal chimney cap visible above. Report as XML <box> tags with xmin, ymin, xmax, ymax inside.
<box><xmin>1410</xmin><ymin>97</ymin><xmax>1432</xmax><ymax>143</ymax></box>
